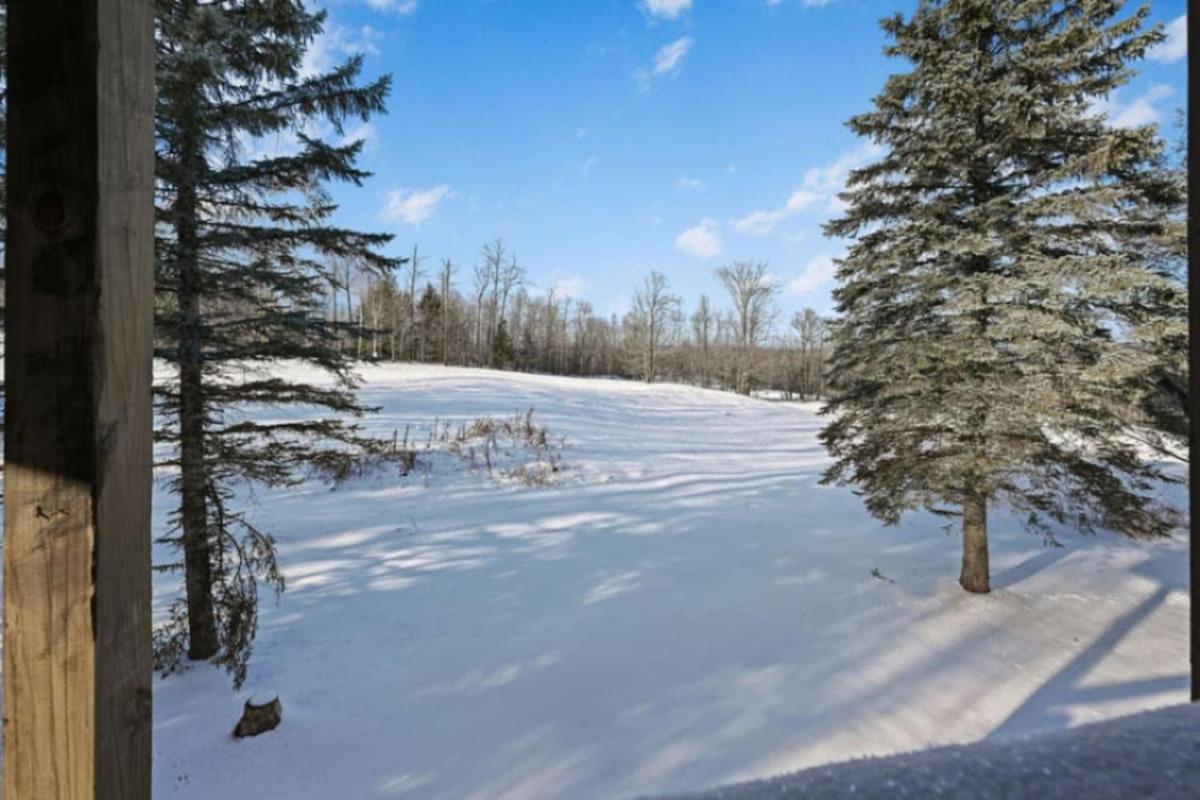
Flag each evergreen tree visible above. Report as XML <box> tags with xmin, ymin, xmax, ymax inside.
<box><xmin>1128</xmin><ymin>106</ymin><xmax>1188</xmax><ymax>462</ymax></box>
<box><xmin>820</xmin><ymin>0</ymin><xmax>1187</xmax><ymax>594</ymax></box>
<box><xmin>492</xmin><ymin>317</ymin><xmax>515</xmax><ymax>369</ymax></box>
<box><xmin>155</xmin><ymin>0</ymin><xmax>402</xmax><ymax>685</ymax></box>
<box><xmin>418</xmin><ymin>282</ymin><xmax>442</xmax><ymax>361</ymax></box>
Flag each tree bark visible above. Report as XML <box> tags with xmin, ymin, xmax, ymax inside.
<box><xmin>174</xmin><ymin>17</ymin><xmax>220</xmax><ymax>658</ymax></box>
<box><xmin>959</xmin><ymin>492</ymin><xmax>990</xmax><ymax>594</ymax></box>
<box><xmin>233</xmin><ymin>696</ymin><xmax>283</xmax><ymax>739</ymax></box>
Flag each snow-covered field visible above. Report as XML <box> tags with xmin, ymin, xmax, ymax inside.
<box><xmin>7</xmin><ymin>364</ymin><xmax>1193</xmax><ymax>799</ymax></box>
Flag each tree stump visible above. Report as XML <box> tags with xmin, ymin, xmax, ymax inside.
<box><xmin>232</xmin><ymin>696</ymin><xmax>282</xmax><ymax>739</ymax></box>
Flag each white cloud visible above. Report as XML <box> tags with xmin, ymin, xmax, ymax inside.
<box><xmin>675</xmin><ymin>218</ymin><xmax>723</xmax><ymax>258</ymax></box>
<box><xmin>366</xmin><ymin>0</ymin><xmax>418</xmax><ymax>13</ymax></box>
<box><xmin>1113</xmin><ymin>85</ymin><xmax>1174</xmax><ymax>128</ymax></box>
<box><xmin>784</xmin><ymin>189</ymin><xmax>821</xmax><ymax>212</ymax></box>
<box><xmin>636</xmin><ymin>36</ymin><xmax>694</xmax><ymax>88</ymax></box>
<box><xmin>652</xmin><ymin>36</ymin><xmax>693</xmax><ymax>75</ymax></box>
<box><xmin>383</xmin><ymin>186</ymin><xmax>452</xmax><ymax>225</ymax></box>
<box><xmin>641</xmin><ymin>0</ymin><xmax>692</xmax><ymax>20</ymax></box>
<box><xmin>1148</xmin><ymin>15</ymin><xmax>1186</xmax><ymax>63</ymax></box>
<box><xmin>581</xmin><ymin>156</ymin><xmax>600</xmax><ymax>176</ymax></box>
<box><xmin>732</xmin><ymin>143</ymin><xmax>881</xmax><ymax>235</ymax></box>
<box><xmin>551</xmin><ymin>274</ymin><xmax>589</xmax><ymax>299</ymax></box>
<box><xmin>676</xmin><ymin>176</ymin><xmax>705</xmax><ymax>191</ymax></box>
<box><xmin>1091</xmin><ymin>84</ymin><xmax>1175</xmax><ymax>129</ymax></box>
<box><xmin>787</xmin><ymin>254</ymin><xmax>838</xmax><ymax>295</ymax></box>
<box><xmin>732</xmin><ymin>208</ymin><xmax>789</xmax><ymax>236</ymax></box>
<box><xmin>341</xmin><ymin>121</ymin><xmax>378</xmax><ymax>148</ymax></box>
<box><xmin>302</xmin><ymin>24</ymin><xmax>380</xmax><ymax>78</ymax></box>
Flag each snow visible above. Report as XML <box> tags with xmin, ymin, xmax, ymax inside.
<box><xmin>3</xmin><ymin>363</ymin><xmax>1191</xmax><ymax>798</ymax></box>
<box><xmin>662</xmin><ymin>702</ymin><xmax>1200</xmax><ymax>800</ymax></box>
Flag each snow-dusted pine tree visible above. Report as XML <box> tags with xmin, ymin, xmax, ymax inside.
<box><xmin>155</xmin><ymin>0</ymin><xmax>403</xmax><ymax>685</ymax></box>
<box><xmin>819</xmin><ymin>0</ymin><xmax>1187</xmax><ymax>594</ymax></box>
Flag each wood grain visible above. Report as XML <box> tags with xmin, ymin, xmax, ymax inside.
<box><xmin>3</xmin><ymin>1</ymin><xmax>155</xmax><ymax>797</ymax></box>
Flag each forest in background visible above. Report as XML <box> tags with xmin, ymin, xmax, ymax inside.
<box><xmin>329</xmin><ymin>244</ymin><xmax>831</xmax><ymax>399</ymax></box>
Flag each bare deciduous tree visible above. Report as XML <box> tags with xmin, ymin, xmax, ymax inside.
<box><xmin>403</xmin><ymin>244</ymin><xmax>426</xmax><ymax>360</ymax></box>
<box><xmin>691</xmin><ymin>294</ymin><xmax>714</xmax><ymax>387</ymax></box>
<box><xmin>716</xmin><ymin>261</ymin><xmax>780</xmax><ymax>395</ymax></box>
<box><xmin>791</xmin><ymin>307</ymin><xmax>827</xmax><ymax>399</ymax></box>
<box><xmin>629</xmin><ymin>271</ymin><xmax>681</xmax><ymax>384</ymax></box>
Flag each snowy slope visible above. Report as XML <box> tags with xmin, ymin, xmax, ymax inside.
<box><xmin>4</xmin><ymin>363</ymin><xmax>1191</xmax><ymax>799</ymax></box>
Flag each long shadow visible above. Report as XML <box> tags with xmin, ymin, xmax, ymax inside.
<box><xmin>987</xmin><ymin>584</ymin><xmax>1178</xmax><ymax>740</ymax></box>
<box><xmin>990</xmin><ymin>546</ymin><xmax>1070</xmax><ymax>590</ymax></box>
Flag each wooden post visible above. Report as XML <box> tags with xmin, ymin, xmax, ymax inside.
<box><xmin>3</xmin><ymin>1</ymin><xmax>155</xmax><ymax>797</ymax></box>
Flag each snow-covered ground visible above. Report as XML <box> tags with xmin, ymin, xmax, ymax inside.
<box><xmin>6</xmin><ymin>363</ymin><xmax>1193</xmax><ymax>799</ymax></box>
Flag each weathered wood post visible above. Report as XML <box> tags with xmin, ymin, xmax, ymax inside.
<box><xmin>3</xmin><ymin>1</ymin><xmax>155</xmax><ymax>797</ymax></box>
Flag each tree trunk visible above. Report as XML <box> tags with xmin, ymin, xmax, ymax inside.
<box><xmin>441</xmin><ymin>277</ymin><xmax>449</xmax><ymax>366</ymax></box>
<box><xmin>959</xmin><ymin>492</ymin><xmax>990</xmax><ymax>594</ymax></box>
<box><xmin>175</xmin><ymin>96</ymin><xmax>220</xmax><ymax>660</ymax></box>
<box><xmin>233</xmin><ymin>696</ymin><xmax>283</xmax><ymax>739</ymax></box>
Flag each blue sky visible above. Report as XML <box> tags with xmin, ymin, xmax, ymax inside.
<box><xmin>307</xmin><ymin>0</ymin><xmax>1188</xmax><ymax>319</ymax></box>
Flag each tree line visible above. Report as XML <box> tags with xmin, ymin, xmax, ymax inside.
<box><xmin>332</xmin><ymin>246</ymin><xmax>832</xmax><ymax>400</ymax></box>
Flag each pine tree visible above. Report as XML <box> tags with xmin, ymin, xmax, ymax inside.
<box><xmin>417</xmin><ymin>282</ymin><xmax>443</xmax><ymax>361</ymax></box>
<box><xmin>155</xmin><ymin>0</ymin><xmax>402</xmax><ymax>685</ymax></box>
<box><xmin>492</xmin><ymin>317</ymin><xmax>515</xmax><ymax>369</ymax></box>
<box><xmin>1127</xmin><ymin>106</ymin><xmax>1188</xmax><ymax>462</ymax></box>
<box><xmin>820</xmin><ymin>0</ymin><xmax>1187</xmax><ymax>594</ymax></box>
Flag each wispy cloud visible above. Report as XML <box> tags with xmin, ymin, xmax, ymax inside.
<box><xmin>676</xmin><ymin>176</ymin><xmax>705</xmax><ymax>191</ymax></box>
<box><xmin>302</xmin><ymin>24</ymin><xmax>380</xmax><ymax>78</ymax></box>
<box><xmin>1148</xmin><ymin>15</ymin><xmax>1186</xmax><ymax>63</ymax></box>
<box><xmin>341</xmin><ymin>121</ymin><xmax>378</xmax><ymax>149</ymax></box>
<box><xmin>636</xmin><ymin>36</ymin><xmax>694</xmax><ymax>89</ymax></box>
<box><xmin>383</xmin><ymin>186</ymin><xmax>452</xmax><ymax>226</ymax></box>
<box><xmin>641</xmin><ymin>0</ymin><xmax>692</xmax><ymax>21</ymax></box>
<box><xmin>365</xmin><ymin>0</ymin><xmax>418</xmax><ymax>13</ymax></box>
<box><xmin>787</xmin><ymin>254</ymin><xmax>838</xmax><ymax>295</ymax></box>
<box><xmin>732</xmin><ymin>191</ymin><xmax>818</xmax><ymax>235</ymax></box>
<box><xmin>550</xmin><ymin>273</ymin><xmax>590</xmax><ymax>299</ymax></box>
<box><xmin>732</xmin><ymin>143</ymin><xmax>881</xmax><ymax>235</ymax></box>
<box><xmin>1091</xmin><ymin>84</ymin><xmax>1175</xmax><ymax>129</ymax></box>
<box><xmin>675</xmin><ymin>218</ymin><xmax>723</xmax><ymax>258</ymax></box>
